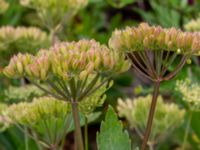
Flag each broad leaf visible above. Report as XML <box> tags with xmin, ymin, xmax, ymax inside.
<box><xmin>97</xmin><ymin>106</ymin><xmax>131</xmax><ymax>150</ymax></box>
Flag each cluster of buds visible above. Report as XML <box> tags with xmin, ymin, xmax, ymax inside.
<box><xmin>3</xmin><ymin>96</ymin><xmax>71</xmax><ymax>147</ymax></box>
<box><xmin>0</xmin><ymin>0</ymin><xmax>9</xmax><ymax>14</ymax></box>
<box><xmin>109</xmin><ymin>23</ymin><xmax>200</xmax><ymax>55</ymax></box>
<box><xmin>4</xmin><ymin>84</ymin><xmax>44</xmax><ymax>103</ymax></box>
<box><xmin>3</xmin><ymin>39</ymin><xmax>130</xmax><ymax>81</ymax></box>
<box><xmin>176</xmin><ymin>79</ymin><xmax>200</xmax><ymax>111</ymax></box>
<box><xmin>0</xmin><ymin>26</ymin><xmax>50</xmax><ymax>66</ymax></box>
<box><xmin>0</xmin><ymin>103</ymin><xmax>10</xmax><ymax>131</ymax></box>
<box><xmin>3</xmin><ymin>53</ymin><xmax>34</xmax><ymax>78</ymax></box>
<box><xmin>79</xmin><ymin>80</ymin><xmax>113</xmax><ymax>116</ymax></box>
<box><xmin>20</xmin><ymin>0</ymin><xmax>88</xmax><ymax>29</ymax></box>
<box><xmin>4</xmin><ymin>96</ymin><xmax>70</xmax><ymax>127</ymax></box>
<box><xmin>117</xmin><ymin>95</ymin><xmax>185</xmax><ymax>142</ymax></box>
<box><xmin>184</xmin><ymin>18</ymin><xmax>200</xmax><ymax>32</ymax></box>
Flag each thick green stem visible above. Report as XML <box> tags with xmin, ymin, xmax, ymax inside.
<box><xmin>84</xmin><ymin>117</ymin><xmax>88</xmax><ymax>150</ymax></box>
<box><xmin>182</xmin><ymin>112</ymin><xmax>192</xmax><ymax>150</ymax></box>
<box><xmin>72</xmin><ymin>101</ymin><xmax>84</xmax><ymax>150</ymax></box>
<box><xmin>25</xmin><ymin>127</ymin><xmax>29</xmax><ymax>150</ymax></box>
<box><xmin>141</xmin><ymin>81</ymin><xmax>160</xmax><ymax>150</ymax></box>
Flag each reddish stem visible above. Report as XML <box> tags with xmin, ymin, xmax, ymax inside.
<box><xmin>141</xmin><ymin>81</ymin><xmax>160</xmax><ymax>150</ymax></box>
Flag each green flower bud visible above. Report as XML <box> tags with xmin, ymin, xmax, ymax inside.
<box><xmin>117</xmin><ymin>95</ymin><xmax>185</xmax><ymax>142</ymax></box>
<box><xmin>16</xmin><ymin>62</ymin><xmax>23</xmax><ymax>75</ymax></box>
<box><xmin>176</xmin><ymin>79</ymin><xmax>200</xmax><ymax>111</ymax></box>
<box><xmin>184</xmin><ymin>18</ymin><xmax>200</xmax><ymax>32</ymax></box>
<box><xmin>3</xmin><ymin>67</ymin><xmax>16</xmax><ymax>78</ymax></box>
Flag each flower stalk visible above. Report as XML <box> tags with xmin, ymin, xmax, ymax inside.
<box><xmin>72</xmin><ymin>101</ymin><xmax>84</xmax><ymax>150</ymax></box>
<box><xmin>182</xmin><ymin>111</ymin><xmax>192</xmax><ymax>150</ymax></box>
<box><xmin>109</xmin><ymin>23</ymin><xmax>198</xmax><ymax>149</ymax></box>
<box><xmin>141</xmin><ymin>81</ymin><xmax>160</xmax><ymax>150</ymax></box>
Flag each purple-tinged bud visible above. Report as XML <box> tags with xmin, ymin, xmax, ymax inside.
<box><xmin>119</xmin><ymin>60</ymin><xmax>131</xmax><ymax>73</ymax></box>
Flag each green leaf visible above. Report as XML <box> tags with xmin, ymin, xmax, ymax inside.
<box><xmin>97</xmin><ymin>106</ymin><xmax>131</xmax><ymax>150</ymax></box>
<box><xmin>107</xmin><ymin>0</ymin><xmax>135</xmax><ymax>8</ymax></box>
<box><xmin>191</xmin><ymin>111</ymin><xmax>200</xmax><ymax>139</ymax></box>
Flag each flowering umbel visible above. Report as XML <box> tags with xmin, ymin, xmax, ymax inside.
<box><xmin>176</xmin><ymin>79</ymin><xmax>200</xmax><ymax>111</ymax></box>
<box><xmin>0</xmin><ymin>26</ymin><xmax>50</xmax><ymax>66</ymax></box>
<box><xmin>20</xmin><ymin>0</ymin><xmax>88</xmax><ymax>29</ymax></box>
<box><xmin>4</xmin><ymin>39</ymin><xmax>130</xmax><ymax>82</ymax></box>
<box><xmin>4</xmin><ymin>96</ymin><xmax>71</xmax><ymax>148</ymax></box>
<box><xmin>184</xmin><ymin>18</ymin><xmax>200</xmax><ymax>32</ymax></box>
<box><xmin>109</xmin><ymin>23</ymin><xmax>197</xmax><ymax>150</ymax></box>
<box><xmin>4</xmin><ymin>84</ymin><xmax>44</xmax><ymax>103</ymax></box>
<box><xmin>3</xmin><ymin>39</ymin><xmax>130</xmax><ymax>150</ymax></box>
<box><xmin>109</xmin><ymin>23</ymin><xmax>200</xmax><ymax>55</ymax></box>
<box><xmin>117</xmin><ymin>95</ymin><xmax>185</xmax><ymax>143</ymax></box>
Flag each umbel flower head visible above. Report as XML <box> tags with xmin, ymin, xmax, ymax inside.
<box><xmin>184</xmin><ymin>18</ymin><xmax>200</xmax><ymax>32</ymax></box>
<box><xmin>117</xmin><ymin>95</ymin><xmax>185</xmax><ymax>143</ymax></box>
<box><xmin>4</xmin><ymin>96</ymin><xmax>71</xmax><ymax>147</ymax></box>
<box><xmin>3</xmin><ymin>39</ymin><xmax>130</xmax><ymax>101</ymax></box>
<box><xmin>20</xmin><ymin>0</ymin><xmax>88</xmax><ymax>29</ymax></box>
<box><xmin>176</xmin><ymin>79</ymin><xmax>200</xmax><ymax>111</ymax></box>
<box><xmin>0</xmin><ymin>0</ymin><xmax>9</xmax><ymax>14</ymax></box>
<box><xmin>0</xmin><ymin>26</ymin><xmax>50</xmax><ymax>66</ymax></box>
<box><xmin>109</xmin><ymin>23</ymin><xmax>200</xmax><ymax>55</ymax></box>
<box><xmin>109</xmin><ymin>23</ymin><xmax>199</xmax><ymax>82</ymax></box>
<box><xmin>4</xmin><ymin>84</ymin><xmax>44</xmax><ymax>103</ymax></box>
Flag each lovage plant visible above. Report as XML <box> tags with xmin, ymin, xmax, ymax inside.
<box><xmin>109</xmin><ymin>23</ymin><xmax>200</xmax><ymax>149</ymax></box>
<box><xmin>3</xmin><ymin>39</ymin><xmax>130</xmax><ymax>150</ymax></box>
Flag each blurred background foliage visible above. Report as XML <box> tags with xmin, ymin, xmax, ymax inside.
<box><xmin>0</xmin><ymin>0</ymin><xmax>200</xmax><ymax>149</ymax></box>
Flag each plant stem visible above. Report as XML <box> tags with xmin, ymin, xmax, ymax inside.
<box><xmin>25</xmin><ymin>127</ymin><xmax>29</xmax><ymax>150</ymax></box>
<box><xmin>182</xmin><ymin>111</ymin><xmax>192</xmax><ymax>150</ymax></box>
<box><xmin>148</xmin><ymin>143</ymin><xmax>154</xmax><ymax>150</ymax></box>
<box><xmin>84</xmin><ymin>117</ymin><xmax>88</xmax><ymax>150</ymax></box>
<box><xmin>72</xmin><ymin>101</ymin><xmax>84</xmax><ymax>150</ymax></box>
<box><xmin>141</xmin><ymin>81</ymin><xmax>160</xmax><ymax>150</ymax></box>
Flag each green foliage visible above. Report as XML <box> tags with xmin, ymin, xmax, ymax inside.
<box><xmin>134</xmin><ymin>0</ymin><xmax>200</xmax><ymax>28</ymax></box>
<box><xmin>97</xmin><ymin>106</ymin><xmax>131</xmax><ymax>150</ymax></box>
<box><xmin>107</xmin><ymin>0</ymin><xmax>135</xmax><ymax>8</ymax></box>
